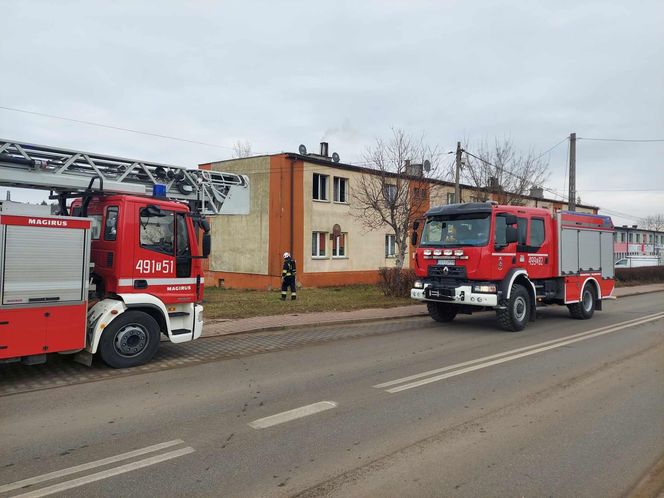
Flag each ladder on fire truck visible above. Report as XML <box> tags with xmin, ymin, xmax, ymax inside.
<box><xmin>0</xmin><ymin>138</ymin><xmax>249</xmax><ymax>215</ymax></box>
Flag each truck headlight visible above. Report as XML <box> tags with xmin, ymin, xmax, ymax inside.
<box><xmin>414</xmin><ymin>280</ymin><xmax>424</xmax><ymax>289</ymax></box>
<box><xmin>472</xmin><ymin>284</ymin><xmax>496</xmax><ymax>293</ymax></box>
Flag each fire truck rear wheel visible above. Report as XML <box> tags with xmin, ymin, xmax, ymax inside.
<box><xmin>427</xmin><ymin>302</ymin><xmax>458</xmax><ymax>322</ymax></box>
<box><xmin>568</xmin><ymin>284</ymin><xmax>596</xmax><ymax>320</ymax></box>
<box><xmin>496</xmin><ymin>284</ymin><xmax>530</xmax><ymax>332</ymax></box>
<box><xmin>98</xmin><ymin>311</ymin><xmax>160</xmax><ymax>368</ymax></box>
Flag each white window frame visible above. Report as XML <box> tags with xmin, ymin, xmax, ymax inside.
<box><xmin>333</xmin><ymin>176</ymin><xmax>349</xmax><ymax>203</ymax></box>
<box><xmin>384</xmin><ymin>184</ymin><xmax>397</xmax><ymax>204</ymax></box>
<box><xmin>332</xmin><ymin>233</ymin><xmax>347</xmax><ymax>258</ymax></box>
<box><xmin>313</xmin><ymin>173</ymin><xmax>329</xmax><ymax>201</ymax></box>
<box><xmin>446</xmin><ymin>192</ymin><xmax>456</xmax><ymax>204</ymax></box>
<box><xmin>385</xmin><ymin>234</ymin><xmax>396</xmax><ymax>258</ymax></box>
<box><xmin>312</xmin><ymin>231</ymin><xmax>327</xmax><ymax>257</ymax></box>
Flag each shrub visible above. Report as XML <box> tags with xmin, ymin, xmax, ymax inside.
<box><xmin>615</xmin><ymin>265</ymin><xmax>664</xmax><ymax>286</ymax></box>
<box><xmin>377</xmin><ymin>267</ymin><xmax>417</xmax><ymax>297</ymax></box>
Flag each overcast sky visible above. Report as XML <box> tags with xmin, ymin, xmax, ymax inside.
<box><xmin>1</xmin><ymin>0</ymin><xmax>662</xmax><ymax>226</ymax></box>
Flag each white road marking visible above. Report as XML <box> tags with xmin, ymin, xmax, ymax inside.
<box><xmin>379</xmin><ymin>312</ymin><xmax>664</xmax><ymax>393</ymax></box>
<box><xmin>374</xmin><ymin>313</ymin><xmax>664</xmax><ymax>389</ymax></box>
<box><xmin>249</xmin><ymin>401</ymin><xmax>337</xmax><ymax>429</ymax></box>
<box><xmin>11</xmin><ymin>447</ymin><xmax>195</xmax><ymax>498</ymax></box>
<box><xmin>0</xmin><ymin>439</ymin><xmax>184</xmax><ymax>494</ymax></box>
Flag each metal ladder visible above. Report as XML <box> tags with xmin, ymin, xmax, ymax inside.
<box><xmin>0</xmin><ymin>139</ymin><xmax>249</xmax><ymax>215</ymax></box>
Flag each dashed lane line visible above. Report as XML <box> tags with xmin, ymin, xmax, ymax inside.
<box><xmin>249</xmin><ymin>401</ymin><xmax>338</xmax><ymax>429</ymax></box>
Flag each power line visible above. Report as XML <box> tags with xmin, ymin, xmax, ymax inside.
<box><xmin>578</xmin><ymin>137</ymin><xmax>664</xmax><ymax>143</ymax></box>
<box><xmin>0</xmin><ymin>104</ymin><xmax>269</xmax><ymax>154</ymax></box>
<box><xmin>532</xmin><ymin>136</ymin><xmax>569</xmax><ymax>161</ymax></box>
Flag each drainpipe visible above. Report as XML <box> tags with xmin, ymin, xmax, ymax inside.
<box><xmin>290</xmin><ymin>159</ymin><xmax>295</xmax><ymax>257</ymax></box>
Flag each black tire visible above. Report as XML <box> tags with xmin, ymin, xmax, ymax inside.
<box><xmin>568</xmin><ymin>284</ymin><xmax>596</xmax><ymax>320</ymax></box>
<box><xmin>427</xmin><ymin>302</ymin><xmax>458</xmax><ymax>322</ymax></box>
<box><xmin>98</xmin><ymin>311</ymin><xmax>160</xmax><ymax>368</ymax></box>
<box><xmin>496</xmin><ymin>284</ymin><xmax>530</xmax><ymax>332</ymax></box>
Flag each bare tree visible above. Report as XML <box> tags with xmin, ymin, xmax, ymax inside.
<box><xmin>641</xmin><ymin>213</ymin><xmax>664</xmax><ymax>231</ymax></box>
<box><xmin>353</xmin><ymin>128</ymin><xmax>441</xmax><ymax>273</ymax></box>
<box><xmin>232</xmin><ymin>140</ymin><xmax>252</xmax><ymax>159</ymax></box>
<box><xmin>461</xmin><ymin>138</ymin><xmax>550</xmax><ymax>205</ymax></box>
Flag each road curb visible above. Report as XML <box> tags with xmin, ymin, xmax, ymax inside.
<box><xmin>201</xmin><ymin>288</ymin><xmax>663</xmax><ymax>339</ymax></box>
<box><xmin>202</xmin><ymin>311</ymin><xmax>430</xmax><ymax>339</ymax></box>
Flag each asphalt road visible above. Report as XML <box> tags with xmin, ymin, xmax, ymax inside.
<box><xmin>1</xmin><ymin>293</ymin><xmax>663</xmax><ymax>498</ymax></box>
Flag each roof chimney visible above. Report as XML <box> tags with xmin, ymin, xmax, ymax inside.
<box><xmin>320</xmin><ymin>142</ymin><xmax>329</xmax><ymax>157</ymax></box>
<box><xmin>529</xmin><ymin>187</ymin><xmax>544</xmax><ymax>198</ymax></box>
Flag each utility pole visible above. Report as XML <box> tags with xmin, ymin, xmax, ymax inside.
<box><xmin>454</xmin><ymin>141</ymin><xmax>462</xmax><ymax>203</ymax></box>
<box><xmin>568</xmin><ymin>132</ymin><xmax>576</xmax><ymax>211</ymax></box>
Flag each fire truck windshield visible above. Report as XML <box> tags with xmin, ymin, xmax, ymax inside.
<box><xmin>421</xmin><ymin>213</ymin><xmax>490</xmax><ymax>247</ymax></box>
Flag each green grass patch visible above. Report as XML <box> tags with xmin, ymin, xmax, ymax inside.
<box><xmin>203</xmin><ymin>285</ymin><xmax>414</xmax><ymax>320</ymax></box>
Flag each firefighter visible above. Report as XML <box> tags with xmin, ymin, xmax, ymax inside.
<box><xmin>281</xmin><ymin>252</ymin><xmax>297</xmax><ymax>300</ymax></box>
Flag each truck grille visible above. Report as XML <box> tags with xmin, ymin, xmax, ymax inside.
<box><xmin>428</xmin><ymin>265</ymin><xmax>466</xmax><ymax>278</ymax></box>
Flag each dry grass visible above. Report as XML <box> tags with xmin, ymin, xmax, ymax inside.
<box><xmin>202</xmin><ymin>285</ymin><xmax>413</xmax><ymax>320</ymax></box>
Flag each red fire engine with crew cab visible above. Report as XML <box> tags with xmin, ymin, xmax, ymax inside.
<box><xmin>411</xmin><ymin>202</ymin><xmax>615</xmax><ymax>331</ymax></box>
<box><xmin>0</xmin><ymin>139</ymin><xmax>249</xmax><ymax>368</ymax></box>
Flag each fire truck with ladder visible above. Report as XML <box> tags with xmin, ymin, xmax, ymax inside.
<box><xmin>410</xmin><ymin>202</ymin><xmax>615</xmax><ymax>331</ymax></box>
<box><xmin>0</xmin><ymin>139</ymin><xmax>249</xmax><ymax>368</ymax></box>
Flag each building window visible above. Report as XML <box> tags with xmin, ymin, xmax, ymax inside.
<box><xmin>620</xmin><ymin>232</ymin><xmax>626</xmax><ymax>243</ymax></box>
<box><xmin>312</xmin><ymin>231</ymin><xmax>327</xmax><ymax>257</ymax></box>
<box><xmin>384</xmin><ymin>184</ymin><xmax>397</xmax><ymax>203</ymax></box>
<box><xmin>385</xmin><ymin>234</ymin><xmax>396</xmax><ymax>257</ymax></box>
<box><xmin>413</xmin><ymin>187</ymin><xmax>427</xmax><ymax>201</ymax></box>
<box><xmin>446</xmin><ymin>192</ymin><xmax>456</xmax><ymax>204</ymax></box>
<box><xmin>333</xmin><ymin>177</ymin><xmax>348</xmax><ymax>203</ymax></box>
<box><xmin>313</xmin><ymin>173</ymin><xmax>328</xmax><ymax>201</ymax></box>
<box><xmin>636</xmin><ymin>233</ymin><xmax>641</xmax><ymax>243</ymax></box>
<box><xmin>629</xmin><ymin>233</ymin><xmax>633</xmax><ymax>243</ymax></box>
<box><xmin>332</xmin><ymin>233</ymin><xmax>346</xmax><ymax>257</ymax></box>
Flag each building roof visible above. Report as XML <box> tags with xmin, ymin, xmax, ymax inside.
<box><xmin>203</xmin><ymin>151</ymin><xmax>600</xmax><ymax>211</ymax></box>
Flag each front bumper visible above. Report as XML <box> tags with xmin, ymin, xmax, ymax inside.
<box><xmin>411</xmin><ymin>284</ymin><xmax>498</xmax><ymax>307</ymax></box>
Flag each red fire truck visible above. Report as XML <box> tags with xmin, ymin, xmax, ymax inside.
<box><xmin>411</xmin><ymin>202</ymin><xmax>615</xmax><ymax>331</ymax></box>
<box><xmin>0</xmin><ymin>139</ymin><xmax>249</xmax><ymax>367</ymax></box>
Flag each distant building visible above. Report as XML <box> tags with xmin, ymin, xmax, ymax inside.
<box><xmin>199</xmin><ymin>143</ymin><xmax>598</xmax><ymax>289</ymax></box>
<box><xmin>613</xmin><ymin>225</ymin><xmax>664</xmax><ymax>263</ymax></box>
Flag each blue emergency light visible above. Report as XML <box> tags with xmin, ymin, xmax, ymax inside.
<box><xmin>153</xmin><ymin>184</ymin><xmax>167</xmax><ymax>197</ymax></box>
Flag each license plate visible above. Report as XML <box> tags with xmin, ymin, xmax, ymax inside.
<box><xmin>437</xmin><ymin>259</ymin><xmax>455</xmax><ymax>266</ymax></box>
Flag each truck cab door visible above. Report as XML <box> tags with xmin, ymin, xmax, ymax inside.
<box><xmin>133</xmin><ymin>206</ymin><xmax>177</xmax><ymax>302</ymax></box>
<box><xmin>523</xmin><ymin>217</ymin><xmax>550</xmax><ymax>279</ymax></box>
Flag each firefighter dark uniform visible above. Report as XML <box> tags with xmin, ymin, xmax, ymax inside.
<box><xmin>281</xmin><ymin>252</ymin><xmax>297</xmax><ymax>300</ymax></box>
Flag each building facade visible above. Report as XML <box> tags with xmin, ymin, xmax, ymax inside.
<box><xmin>613</xmin><ymin>225</ymin><xmax>664</xmax><ymax>263</ymax></box>
<box><xmin>199</xmin><ymin>145</ymin><xmax>598</xmax><ymax>289</ymax></box>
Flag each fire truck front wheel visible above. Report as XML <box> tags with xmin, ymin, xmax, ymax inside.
<box><xmin>98</xmin><ymin>311</ymin><xmax>160</xmax><ymax>368</ymax></box>
<box><xmin>427</xmin><ymin>302</ymin><xmax>458</xmax><ymax>322</ymax></box>
<box><xmin>496</xmin><ymin>284</ymin><xmax>530</xmax><ymax>332</ymax></box>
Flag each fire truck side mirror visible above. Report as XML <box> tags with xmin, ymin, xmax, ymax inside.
<box><xmin>411</xmin><ymin>232</ymin><xmax>418</xmax><ymax>246</ymax></box>
<box><xmin>412</xmin><ymin>221</ymin><xmax>420</xmax><ymax>230</ymax></box>
<box><xmin>505</xmin><ymin>226</ymin><xmax>518</xmax><ymax>244</ymax></box>
<box><xmin>202</xmin><ymin>233</ymin><xmax>211</xmax><ymax>258</ymax></box>
<box><xmin>505</xmin><ymin>214</ymin><xmax>518</xmax><ymax>226</ymax></box>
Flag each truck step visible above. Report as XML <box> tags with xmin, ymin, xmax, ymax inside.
<box><xmin>171</xmin><ymin>329</ymin><xmax>192</xmax><ymax>335</ymax></box>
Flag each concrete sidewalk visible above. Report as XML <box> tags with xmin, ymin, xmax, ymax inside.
<box><xmin>203</xmin><ymin>283</ymin><xmax>664</xmax><ymax>339</ymax></box>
